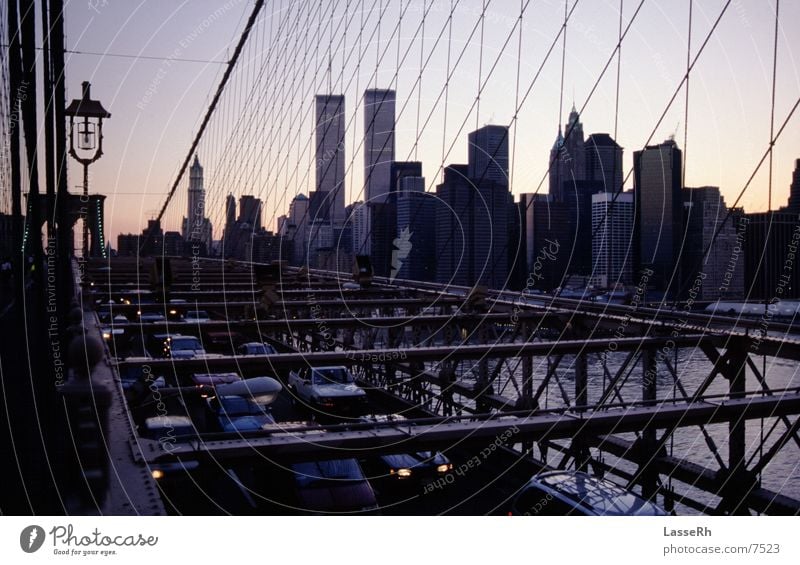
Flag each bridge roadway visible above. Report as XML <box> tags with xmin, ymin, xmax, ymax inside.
<box><xmin>116</xmin><ymin>333</ymin><xmax>800</xmax><ymax>374</ymax></box>
<box><xmin>137</xmin><ymin>390</ymin><xmax>800</xmax><ymax>463</ymax></box>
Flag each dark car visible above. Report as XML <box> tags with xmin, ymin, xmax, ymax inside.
<box><xmin>291</xmin><ymin>459</ymin><xmax>377</xmax><ymax>514</ymax></box>
<box><xmin>510</xmin><ymin>470</ymin><xmax>668</xmax><ymax>516</ymax></box>
<box><xmin>206</xmin><ymin>377</ymin><xmax>283</xmax><ymax>432</ymax></box>
<box><xmin>359</xmin><ymin>415</ymin><xmax>452</xmax><ymax>484</ymax></box>
<box><xmin>208</xmin><ymin>395</ymin><xmax>276</xmax><ymax>432</ymax></box>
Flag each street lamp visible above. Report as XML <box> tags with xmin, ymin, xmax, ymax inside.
<box><xmin>65</xmin><ymin>81</ymin><xmax>110</xmax><ymax>258</ymax></box>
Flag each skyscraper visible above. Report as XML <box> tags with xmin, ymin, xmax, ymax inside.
<box><xmin>585</xmin><ymin>133</ymin><xmax>623</xmax><ymax>193</ymax></box>
<box><xmin>396</xmin><ymin>176</ymin><xmax>435</xmax><ymax>281</ymax></box>
<box><xmin>435</xmin><ymin>164</ymin><xmax>510</xmax><ymax>288</ymax></box>
<box><xmin>634</xmin><ymin>138</ymin><xmax>683</xmax><ymax>294</ymax></box>
<box><xmin>743</xmin><ymin>211</ymin><xmax>800</xmax><ymax>299</ymax></box>
<box><xmin>468</xmin><ymin>125</ymin><xmax>509</xmax><ymax>185</ymax></box>
<box><xmin>682</xmin><ymin>186</ymin><xmax>744</xmax><ymax>300</ymax></box>
<box><xmin>181</xmin><ymin>155</ymin><xmax>212</xmax><ymax>255</ymax></box>
<box><xmin>592</xmin><ymin>191</ymin><xmax>635</xmax><ymax>287</ymax></box>
<box><xmin>315</xmin><ymin>94</ymin><xmax>346</xmax><ymax>226</ymax></box>
<box><xmin>363</xmin><ymin>89</ymin><xmax>396</xmax><ymax>204</ymax></box>
<box><xmin>519</xmin><ymin>193</ymin><xmax>572</xmax><ymax>291</ymax></box>
<box><xmin>225</xmin><ymin>193</ymin><xmax>236</xmax><ymax>229</ymax></box>
<box><xmin>786</xmin><ymin>159</ymin><xmax>800</xmax><ymax>213</ymax></box>
<box><xmin>370</xmin><ymin>161</ymin><xmax>422</xmax><ymax>276</ymax></box>
<box><xmin>287</xmin><ymin>194</ymin><xmax>309</xmax><ymax>265</ymax></box>
<box><xmin>222</xmin><ymin>193</ymin><xmax>237</xmax><ymax>258</ymax></box>
<box><xmin>549</xmin><ymin>105</ymin><xmax>585</xmax><ymax>202</ymax></box>
<box><xmin>238</xmin><ymin>195</ymin><xmax>262</xmax><ymax>230</ymax></box>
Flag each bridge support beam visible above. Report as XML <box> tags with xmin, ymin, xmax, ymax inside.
<box><xmin>717</xmin><ymin>344</ymin><xmax>756</xmax><ymax>515</ymax></box>
<box><xmin>638</xmin><ymin>348</ymin><xmax>660</xmax><ymax>500</ymax></box>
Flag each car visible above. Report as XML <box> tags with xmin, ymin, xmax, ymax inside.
<box><xmin>287</xmin><ymin>366</ymin><xmax>368</xmax><ymax>414</ymax></box>
<box><xmin>151</xmin><ymin>333</ymin><xmax>206</xmax><ymax>359</ymax></box>
<box><xmin>237</xmin><ymin>342</ymin><xmax>277</xmax><ymax>356</ymax></box>
<box><xmin>209</xmin><ymin>395</ymin><xmax>276</xmax><ymax>432</ymax></box>
<box><xmin>291</xmin><ymin>459</ymin><xmax>377</xmax><ymax>513</ymax></box>
<box><xmin>190</xmin><ymin>372</ymin><xmax>242</xmax><ymax>387</ymax></box>
<box><xmin>184</xmin><ymin>310</ymin><xmax>211</xmax><ymax>323</ymax></box>
<box><xmin>140</xmin><ymin>414</ymin><xmax>196</xmax><ymax>440</ymax></box>
<box><xmin>509</xmin><ymin>470</ymin><xmax>668</xmax><ymax>516</ymax></box>
<box><xmin>203</xmin><ymin>331</ymin><xmax>245</xmax><ymax>355</ymax></box>
<box><xmin>358</xmin><ymin>415</ymin><xmax>452</xmax><ymax>483</ymax></box>
<box><xmin>138</xmin><ymin>311</ymin><xmax>166</xmax><ymax>323</ymax></box>
<box><xmin>207</xmin><ymin>376</ymin><xmax>283</xmax><ymax>432</ymax></box>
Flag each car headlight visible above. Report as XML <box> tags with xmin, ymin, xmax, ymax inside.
<box><xmin>102</xmin><ymin>331</ymin><xmax>111</xmax><ymax>340</ymax></box>
<box><xmin>169</xmin><ymin>309</ymin><xmax>177</xmax><ymax>315</ymax></box>
<box><xmin>391</xmin><ymin>468</ymin><xmax>412</xmax><ymax>478</ymax></box>
<box><xmin>151</xmin><ymin>469</ymin><xmax>165</xmax><ymax>480</ymax></box>
<box><xmin>437</xmin><ymin>463</ymin><xmax>453</xmax><ymax>474</ymax></box>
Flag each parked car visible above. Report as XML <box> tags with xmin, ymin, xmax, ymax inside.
<box><xmin>509</xmin><ymin>470</ymin><xmax>668</xmax><ymax>516</ymax></box>
<box><xmin>291</xmin><ymin>458</ymin><xmax>377</xmax><ymax>513</ymax></box>
<box><xmin>288</xmin><ymin>366</ymin><xmax>368</xmax><ymax>414</ymax></box>
<box><xmin>359</xmin><ymin>415</ymin><xmax>452</xmax><ymax>483</ymax></box>
<box><xmin>237</xmin><ymin>342</ymin><xmax>277</xmax><ymax>356</ymax></box>
<box><xmin>203</xmin><ymin>331</ymin><xmax>244</xmax><ymax>355</ymax></box>
<box><xmin>185</xmin><ymin>310</ymin><xmax>211</xmax><ymax>323</ymax></box>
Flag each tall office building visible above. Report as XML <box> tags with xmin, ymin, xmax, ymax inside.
<box><xmin>435</xmin><ymin>165</ymin><xmax>510</xmax><ymax>288</ymax></box>
<box><xmin>315</xmin><ymin>94</ymin><xmax>346</xmax><ymax>226</ymax></box>
<box><xmin>468</xmin><ymin>125</ymin><xmax>509</xmax><ymax>185</ymax></box>
<box><xmin>370</xmin><ymin>161</ymin><xmax>423</xmax><ymax>276</ymax></box>
<box><xmin>238</xmin><ymin>195</ymin><xmax>263</xmax><ymax>230</ymax></box>
<box><xmin>591</xmin><ymin>191</ymin><xmax>635</xmax><ymax>287</ymax></box>
<box><xmin>364</xmin><ymin>89</ymin><xmax>396</xmax><ymax>204</ymax></box>
<box><xmin>396</xmin><ymin>176</ymin><xmax>435</xmax><ymax>281</ymax></box>
<box><xmin>549</xmin><ymin>105</ymin><xmax>585</xmax><ymax>202</ymax></box>
<box><xmin>181</xmin><ymin>155</ymin><xmax>212</xmax><ymax>255</ymax></box>
<box><xmin>519</xmin><ymin>193</ymin><xmax>572</xmax><ymax>291</ymax></box>
<box><xmin>287</xmin><ymin>194</ymin><xmax>309</xmax><ymax>265</ymax></box>
<box><xmin>346</xmin><ymin>201</ymin><xmax>369</xmax><ymax>256</ymax></box>
<box><xmin>222</xmin><ymin>193</ymin><xmax>237</xmax><ymax>258</ymax></box>
<box><xmin>634</xmin><ymin>138</ymin><xmax>683</xmax><ymax>294</ymax></box>
<box><xmin>585</xmin><ymin>133</ymin><xmax>623</xmax><ymax>193</ymax></box>
<box><xmin>743</xmin><ymin>211</ymin><xmax>800</xmax><ymax>299</ymax></box>
<box><xmin>225</xmin><ymin>194</ymin><xmax>236</xmax><ymax>230</ymax></box>
<box><xmin>682</xmin><ymin>186</ymin><xmax>744</xmax><ymax>300</ymax></box>
<box><xmin>786</xmin><ymin>159</ymin><xmax>800</xmax><ymax>213</ymax></box>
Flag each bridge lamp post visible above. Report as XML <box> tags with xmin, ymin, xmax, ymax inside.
<box><xmin>65</xmin><ymin>81</ymin><xmax>111</xmax><ymax>258</ymax></box>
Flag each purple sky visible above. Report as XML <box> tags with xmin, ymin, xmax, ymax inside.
<box><xmin>61</xmin><ymin>0</ymin><xmax>800</xmax><ymax>242</ymax></box>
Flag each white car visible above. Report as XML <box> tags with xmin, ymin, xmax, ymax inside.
<box><xmin>288</xmin><ymin>366</ymin><xmax>368</xmax><ymax>414</ymax></box>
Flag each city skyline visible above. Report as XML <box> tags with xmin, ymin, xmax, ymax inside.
<box><xmin>55</xmin><ymin>0</ymin><xmax>800</xmax><ymax>244</ymax></box>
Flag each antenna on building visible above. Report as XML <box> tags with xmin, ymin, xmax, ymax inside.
<box><xmin>669</xmin><ymin>122</ymin><xmax>680</xmax><ymax>142</ymax></box>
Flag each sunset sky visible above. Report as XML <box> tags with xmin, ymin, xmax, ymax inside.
<box><xmin>60</xmin><ymin>0</ymin><xmax>800</xmax><ymax>243</ymax></box>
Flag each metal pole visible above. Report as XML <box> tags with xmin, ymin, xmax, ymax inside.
<box><xmin>41</xmin><ymin>0</ymin><xmax>56</xmax><ymax>238</ymax></box>
<box><xmin>7</xmin><ymin>0</ymin><xmax>23</xmax><ymax>290</ymax></box>
<box><xmin>83</xmin><ymin>162</ymin><xmax>89</xmax><ymax>258</ymax></box>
